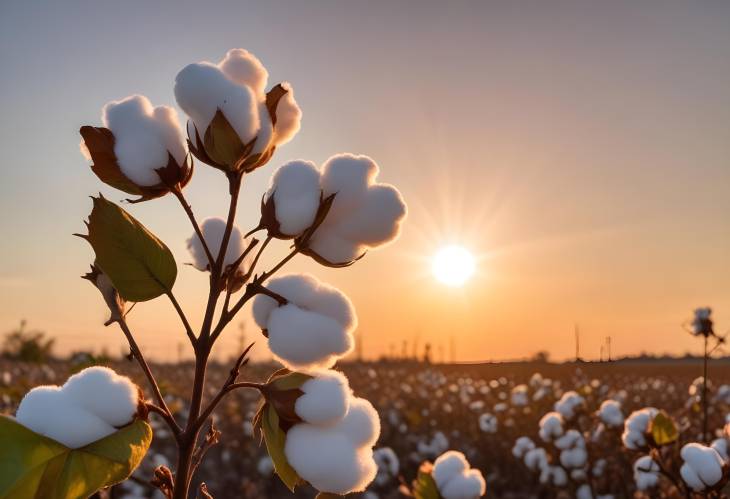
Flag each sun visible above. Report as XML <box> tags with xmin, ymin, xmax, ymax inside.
<box><xmin>432</xmin><ymin>245</ymin><xmax>476</xmax><ymax>286</ymax></box>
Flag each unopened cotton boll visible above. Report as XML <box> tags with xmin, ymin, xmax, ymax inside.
<box><xmin>432</xmin><ymin>451</ymin><xmax>486</xmax><ymax>499</ymax></box>
<box><xmin>62</xmin><ymin>366</ymin><xmax>139</xmax><ymax>427</ymax></box>
<box><xmin>598</xmin><ymin>400</ymin><xmax>624</xmax><ymax>428</ymax></box>
<box><xmin>622</xmin><ymin>407</ymin><xmax>658</xmax><ymax>450</ymax></box>
<box><xmin>633</xmin><ymin>456</ymin><xmax>660</xmax><ymax>490</ymax></box>
<box><xmin>101</xmin><ymin>95</ymin><xmax>187</xmax><ymax>186</ymax></box>
<box><xmin>680</xmin><ymin>443</ymin><xmax>725</xmax><ymax>491</ymax></box>
<box><xmin>265</xmin><ymin>160</ymin><xmax>322</xmax><ymax>236</ymax></box>
<box><xmin>538</xmin><ymin>412</ymin><xmax>564</xmax><ymax>442</ymax></box>
<box><xmin>187</xmin><ymin>218</ymin><xmax>249</xmax><ymax>271</ymax></box>
<box><xmin>307</xmin><ymin>154</ymin><xmax>407</xmax><ymax>264</ymax></box>
<box><xmin>295</xmin><ymin>370</ymin><xmax>352</xmax><ymax>425</ymax></box>
<box><xmin>252</xmin><ymin>274</ymin><xmax>356</xmax><ymax>370</ymax></box>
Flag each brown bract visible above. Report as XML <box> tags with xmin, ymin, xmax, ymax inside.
<box><xmin>79</xmin><ymin>126</ymin><xmax>193</xmax><ymax>203</ymax></box>
<box><xmin>187</xmin><ymin>83</ymin><xmax>290</xmax><ymax>174</ymax></box>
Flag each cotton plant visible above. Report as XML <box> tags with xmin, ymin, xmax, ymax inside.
<box><xmin>5</xmin><ymin>48</ymin><xmax>407</xmax><ymax>499</ymax></box>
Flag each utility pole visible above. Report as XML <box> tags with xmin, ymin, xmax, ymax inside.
<box><xmin>575</xmin><ymin>324</ymin><xmax>580</xmax><ymax>361</ymax></box>
<box><xmin>606</xmin><ymin>336</ymin><xmax>612</xmax><ymax>362</ymax></box>
<box><xmin>600</xmin><ymin>345</ymin><xmax>604</xmax><ymax>363</ymax></box>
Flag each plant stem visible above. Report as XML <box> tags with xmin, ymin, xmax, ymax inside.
<box><xmin>166</xmin><ymin>290</ymin><xmax>197</xmax><ymax>346</ymax></box>
<box><xmin>173</xmin><ymin>188</ymin><xmax>215</xmax><ymax>270</ymax></box>
<box><xmin>703</xmin><ymin>334</ymin><xmax>709</xmax><ymax>443</ymax></box>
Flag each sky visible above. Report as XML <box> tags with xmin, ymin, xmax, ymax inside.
<box><xmin>0</xmin><ymin>0</ymin><xmax>728</xmax><ymax>362</ymax></box>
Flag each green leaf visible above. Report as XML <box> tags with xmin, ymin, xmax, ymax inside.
<box><xmin>413</xmin><ymin>462</ymin><xmax>442</xmax><ymax>499</ymax></box>
<box><xmin>0</xmin><ymin>415</ymin><xmax>152</xmax><ymax>498</ymax></box>
<box><xmin>261</xmin><ymin>403</ymin><xmax>301</xmax><ymax>492</ymax></box>
<box><xmin>79</xmin><ymin>195</ymin><xmax>177</xmax><ymax>302</ymax></box>
<box><xmin>650</xmin><ymin>411</ymin><xmax>679</xmax><ymax>446</ymax></box>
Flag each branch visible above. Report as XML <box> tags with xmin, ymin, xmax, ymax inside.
<box><xmin>166</xmin><ymin>290</ymin><xmax>197</xmax><ymax>346</ymax></box>
<box><xmin>191</xmin><ymin>420</ymin><xmax>221</xmax><ymax>478</ymax></box>
<box><xmin>116</xmin><ymin>318</ymin><xmax>181</xmax><ymax>436</ymax></box>
<box><xmin>146</xmin><ymin>402</ymin><xmax>182</xmax><ymax>439</ymax></box>
<box><xmin>173</xmin><ymin>188</ymin><xmax>215</xmax><ymax>270</ymax></box>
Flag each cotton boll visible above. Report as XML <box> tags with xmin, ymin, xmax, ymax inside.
<box><xmin>308</xmin><ymin>154</ymin><xmax>407</xmax><ymax>264</ymax></box>
<box><xmin>218</xmin><ymin>48</ymin><xmax>268</xmax><ymax>96</ymax></box>
<box><xmin>250</xmin><ymin>100</ymin><xmax>274</xmax><ymax>155</ymax></box>
<box><xmin>554</xmin><ymin>391</ymin><xmax>584</xmax><ymax>420</ymax></box>
<box><xmin>598</xmin><ymin>400</ymin><xmax>624</xmax><ymax>428</ymax></box>
<box><xmin>680</xmin><ymin>443</ymin><xmax>725</xmax><ymax>491</ymax></box>
<box><xmin>524</xmin><ymin>448</ymin><xmax>548</xmax><ymax>471</ymax></box>
<box><xmin>478</xmin><ymin>413</ymin><xmax>497</xmax><ymax>434</ymax></box>
<box><xmin>539</xmin><ymin>466</ymin><xmax>567</xmax><ymax>487</ymax></box>
<box><xmin>271</xmin><ymin>82</ymin><xmax>302</xmax><ymax>146</ymax></box>
<box><xmin>284</xmin><ymin>424</ymin><xmax>377</xmax><ymax>494</ymax></box>
<box><xmin>432</xmin><ymin>451</ymin><xmax>468</xmax><ymax>489</ymax></box>
<box><xmin>576</xmin><ymin>484</ymin><xmax>593</xmax><ymax>499</ymax></box>
<box><xmin>538</xmin><ymin>412</ymin><xmax>564</xmax><ymax>442</ymax></box>
<box><xmin>512</xmin><ymin>436</ymin><xmax>535</xmax><ymax>459</ymax></box>
<box><xmin>633</xmin><ymin>456</ymin><xmax>660</xmax><ymax>490</ymax></box>
<box><xmin>439</xmin><ymin>469</ymin><xmax>486</xmax><ymax>499</ymax></box>
<box><xmin>373</xmin><ymin>447</ymin><xmax>399</xmax><ymax>485</ymax></box>
<box><xmin>510</xmin><ymin>385</ymin><xmax>528</xmax><ymax>407</ymax></box>
<box><xmin>622</xmin><ymin>407</ymin><xmax>658</xmax><ymax>450</ymax></box>
<box><xmin>295</xmin><ymin>370</ymin><xmax>351</xmax><ymax>425</ymax></box>
<box><xmin>62</xmin><ymin>366</ymin><xmax>138</xmax><ymax>427</ymax></box>
<box><xmin>711</xmin><ymin>438</ymin><xmax>729</xmax><ymax>461</ymax></box>
<box><xmin>187</xmin><ymin>218</ymin><xmax>249</xmax><ymax>271</ymax></box>
<box><xmin>336</xmin><ymin>397</ymin><xmax>381</xmax><ymax>448</ymax></box>
<box><xmin>266</xmin><ymin>161</ymin><xmax>321</xmax><ymax>236</ymax></box>
<box><xmin>174</xmin><ymin>62</ymin><xmax>260</xmax><ymax>145</ymax></box>
<box><xmin>102</xmin><ymin>95</ymin><xmax>186</xmax><ymax>186</ymax></box>
<box><xmin>16</xmin><ymin>386</ymin><xmax>116</xmax><ymax>448</ymax></box>
<box><xmin>267</xmin><ymin>304</ymin><xmax>353</xmax><ymax>370</ymax></box>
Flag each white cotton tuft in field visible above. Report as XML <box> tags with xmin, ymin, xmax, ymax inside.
<box><xmin>432</xmin><ymin>450</ymin><xmax>486</xmax><ymax>499</ymax></box>
<box><xmin>15</xmin><ymin>366</ymin><xmax>138</xmax><ymax>448</ymax></box>
<box><xmin>622</xmin><ymin>407</ymin><xmax>658</xmax><ymax>450</ymax></box>
<box><xmin>680</xmin><ymin>443</ymin><xmax>725</xmax><ymax>491</ymax></box>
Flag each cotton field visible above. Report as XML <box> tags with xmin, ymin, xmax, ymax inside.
<box><xmin>3</xmin><ymin>358</ymin><xmax>730</xmax><ymax>498</ymax></box>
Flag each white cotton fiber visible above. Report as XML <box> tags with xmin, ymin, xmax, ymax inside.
<box><xmin>711</xmin><ymin>438</ymin><xmax>729</xmax><ymax>461</ymax></box>
<box><xmin>218</xmin><ymin>48</ymin><xmax>268</xmax><ymax>96</ymax></box>
<box><xmin>266</xmin><ymin>160</ymin><xmax>321</xmax><ymax>236</ymax></box>
<box><xmin>174</xmin><ymin>62</ymin><xmax>260</xmax><ymax>145</ymax></box>
<box><xmin>187</xmin><ymin>217</ymin><xmax>248</xmax><ymax>271</ymax></box>
<box><xmin>252</xmin><ymin>274</ymin><xmax>356</xmax><ymax>370</ymax></box>
<box><xmin>432</xmin><ymin>451</ymin><xmax>486</xmax><ymax>499</ymax></box>
<box><xmin>622</xmin><ymin>407</ymin><xmax>658</xmax><ymax>450</ymax></box>
<box><xmin>512</xmin><ymin>436</ymin><xmax>535</xmax><ymax>459</ymax></box>
<box><xmin>336</xmin><ymin>397</ymin><xmax>381</xmax><ymax>448</ymax></box>
<box><xmin>15</xmin><ymin>366</ymin><xmax>139</xmax><ymax>448</ymax></box>
<box><xmin>633</xmin><ymin>455</ymin><xmax>660</xmax><ymax>490</ymax></box>
<box><xmin>307</xmin><ymin>154</ymin><xmax>407</xmax><ymax>264</ymax></box>
<box><xmin>284</xmin><ymin>422</ymin><xmax>377</xmax><ymax>494</ymax></box>
<box><xmin>554</xmin><ymin>391</ymin><xmax>584</xmax><ymax>420</ymax></box>
<box><xmin>102</xmin><ymin>95</ymin><xmax>187</xmax><ymax>186</ymax></box>
<box><xmin>295</xmin><ymin>370</ymin><xmax>352</xmax><ymax>425</ymax></box>
<box><xmin>680</xmin><ymin>443</ymin><xmax>725</xmax><ymax>491</ymax></box>
<box><xmin>63</xmin><ymin>366</ymin><xmax>139</xmax><ymax>427</ymax></box>
<box><xmin>478</xmin><ymin>413</ymin><xmax>497</xmax><ymax>433</ymax></box>
<box><xmin>271</xmin><ymin>82</ymin><xmax>302</xmax><ymax>146</ymax></box>
<box><xmin>373</xmin><ymin>447</ymin><xmax>399</xmax><ymax>485</ymax></box>
<box><xmin>538</xmin><ymin>412</ymin><xmax>564</xmax><ymax>442</ymax></box>
<box><xmin>598</xmin><ymin>400</ymin><xmax>624</xmax><ymax>428</ymax></box>
<box><xmin>524</xmin><ymin>448</ymin><xmax>548</xmax><ymax>471</ymax></box>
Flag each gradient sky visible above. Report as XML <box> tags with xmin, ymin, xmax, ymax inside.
<box><xmin>1</xmin><ymin>1</ymin><xmax>729</xmax><ymax>362</ymax></box>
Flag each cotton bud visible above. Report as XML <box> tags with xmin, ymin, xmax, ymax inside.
<box><xmin>692</xmin><ymin>307</ymin><xmax>714</xmax><ymax>336</ymax></box>
<box><xmin>554</xmin><ymin>391</ymin><xmax>584</xmax><ymax>420</ymax></box>
<box><xmin>80</xmin><ymin>95</ymin><xmax>191</xmax><ymax>203</ymax></box>
<box><xmin>175</xmin><ymin>49</ymin><xmax>301</xmax><ymax>174</ymax></box>
<box><xmin>538</xmin><ymin>412</ymin><xmax>564</xmax><ymax>442</ymax></box>
<box><xmin>598</xmin><ymin>400</ymin><xmax>624</xmax><ymax>428</ymax></box>
<box><xmin>680</xmin><ymin>443</ymin><xmax>727</xmax><ymax>491</ymax></box>
<box><xmin>431</xmin><ymin>451</ymin><xmax>486</xmax><ymax>499</ymax></box>
<box><xmin>15</xmin><ymin>366</ymin><xmax>142</xmax><ymax>448</ymax></box>
<box><xmin>633</xmin><ymin>456</ymin><xmax>660</xmax><ymax>490</ymax></box>
<box><xmin>252</xmin><ymin>274</ymin><xmax>356</xmax><ymax>370</ymax></box>
<box><xmin>301</xmin><ymin>154</ymin><xmax>407</xmax><ymax>267</ymax></box>
<box><xmin>82</xmin><ymin>264</ymin><xmax>125</xmax><ymax>325</ymax></box>
<box><xmin>622</xmin><ymin>407</ymin><xmax>658</xmax><ymax>450</ymax></box>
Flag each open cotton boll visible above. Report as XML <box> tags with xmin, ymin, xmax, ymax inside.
<box><xmin>307</xmin><ymin>154</ymin><xmax>407</xmax><ymax>264</ymax></box>
<box><xmin>512</xmin><ymin>436</ymin><xmax>535</xmax><ymax>459</ymax></box>
<box><xmin>102</xmin><ymin>95</ymin><xmax>186</xmax><ymax>186</ymax></box>
<box><xmin>174</xmin><ymin>62</ymin><xmax>260</xmax><ymax>145</ymax></box>
<box><xmin>252</xmin><ymin>274</ymin><xmax>356</xmax><ymax>370</ymax></box>
<box><xmin>187</xmin><ymin>217</ymin><xmax>248</xmax><ymax>271</ymax></box>
<box><xmin>432</xmin><ymin>451</ymin><xmax>486</xmax><ymax>499</ymax></box>
<box><xmin>373</xmin><ymin>447</ymin><xmax>399</xmax><ymax>485</ymax></box>
<box><xmin>680</xmin><ymin>443</ymin><xmax>725</xmax><ymax>491</ymax></box>
<box><xmin>336</xmin><ymin>397</ymin><xmax>381</xmax><ymax>448</ymax></box>
<box><xmin>538</xmin><ymin>412</ymin><xmax>564</xmax><ymax>441</ymax></box>
<box><xmin>295</xmin><ymin>370</ymin><xmax>351</xmax><ymax>425</ymax></box>
<box><xmin>524</xmin><ymin>448</ymin><xmax>548</xmax><ymax>471</ymax></box>
<box><xmin>622</xmin><ymin>407</ymin><xmax>658</xmax><ymax>450</ymax></box>
<box><xmin>284</xmin><ymin>424</ymin><xmax>377</xmax><ymax>494</ymax></box>
<box><xmin>598</xmin><ymin>400</ymin><xmax>624</xmax><ymax>428</ymax></box>
<box><xmin>634</xmin><ymin>456</ymin><xmax>660</xmax><ymax>490</ymax></box>
<box><xmin>266</xmin><ymin>160</ymin><xmax>321</xmax><ymax>236</ymax></box>
<box><xmin>554</xmin><ymin>391</ymin><xmax>584</xmax><ymax>420</ymax></box>
<box><xmin>16</xmin><ymin>386</ymin><xmax>117</xmax><ymax>448</ymax></box>
<box><xmin>539</xmin><ymin>466</ymin><xmax>567</xmax><ymax>487</ymax></box>
<box><xmin>218</xmin><ymin>48</ymin><xmax>268</xmax><ymax>97</ymax></box>
<box><xmin>432</xmin><ymin>451</ymin><xmax>468</xmax><ymax>489</ymax></box>
<box><xmin>271</xmin><ymin>82</ymin><xmax>302</xmax><ymax>146</ymax></box>
<box><xmin>510</xmin><ymin>384</ymin><xmax>528</xmax><ymax>406</ymax></box>
<box><xmin>62</xmin><ymin>366</ymin><xmax>138</xmax><ymax>427</ymax></box>
<box><xmin>711</xmin><ymin>438</ymin><xmax>729</xmax><ymax>461</ymax></box>
<box><xmin>478</xmin><ymin>413</ymin><xmax>497</xmax><ymax>433</ymax></box>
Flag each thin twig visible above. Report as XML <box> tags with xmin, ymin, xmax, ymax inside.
<box><xmin>173</xmin><ymin>188</ymin><xmax>215</xmax><ymax>269</ymax></box>
<box><xmin>116</xmin><ymin>318</ymin><xmax>181</xmax><ymax>435</ymax></box>
<box><xmin>166</xmin><ymin>290</ymin><xmax>197</xmax><ymax>346</ymax></box>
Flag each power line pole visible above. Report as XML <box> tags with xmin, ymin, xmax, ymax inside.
<box><xmin>606</xmin><ymin>336</ymin><xmax>612</xmax><ymax>362</ymax></box>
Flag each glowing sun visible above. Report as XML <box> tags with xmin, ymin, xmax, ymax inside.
<box><xmin>432</xmin><ymin>245</ymin><xmax>476</xmax><ymax>286</ymax></box>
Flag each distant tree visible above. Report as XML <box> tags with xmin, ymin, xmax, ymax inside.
<box><xmin>2</xmin><ymin>320</ymin><xmax>55</xmax><ymax>363</ymax></box>
<box><xmin>531</xmin><ymin>350</ymin><xmax>550</xmax><ymax>363</ymax></box>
